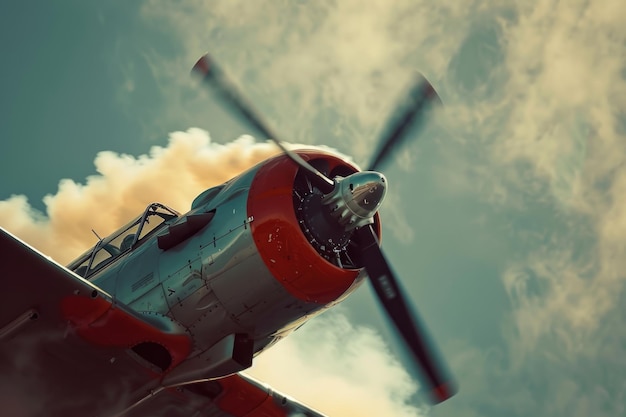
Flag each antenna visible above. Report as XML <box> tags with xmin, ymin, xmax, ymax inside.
<box><xmin>91</xmin><ymin>229</ymin><xmax>103</xmax><ymax>241</ymax></box>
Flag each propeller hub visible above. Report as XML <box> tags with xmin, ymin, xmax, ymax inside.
<box><xmin>322</xmin><ymin>171</ymin><xmax>387</xmax><ymax>231</ymax></box>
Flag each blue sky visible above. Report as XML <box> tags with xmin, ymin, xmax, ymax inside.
<box><xmin>1</xmin><ymin>1</ymin><xmax>625</xmax><ymax>416</ymax></box>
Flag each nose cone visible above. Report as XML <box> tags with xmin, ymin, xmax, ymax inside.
<box><xmin>344</xmin><ymin>171</ymin><xmax>387</xmax><ymax>219</ymax></box>
<box><xmin>322</xmin><ymin>171</ymin><xmax>388</xmax><ymax>231</ymax></box>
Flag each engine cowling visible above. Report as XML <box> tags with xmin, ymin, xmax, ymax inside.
<box><xmin>247</xmin><ymin>149</ymin><xmax>381</xmax><ymax>304</ymax></box>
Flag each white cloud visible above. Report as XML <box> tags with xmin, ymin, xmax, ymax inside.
<box><xmin>248</xmin><ymin>310</ymin><xmax>427</xmax><ymax>417</ymax></box>
<box><xmin>0</xmin><ymin>129</ymin><xmax>280</xmax><ymax>264</ymax></box>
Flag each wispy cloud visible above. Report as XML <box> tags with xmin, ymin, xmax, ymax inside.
<box><xmin>135</xmin><ymin>0</ymin><xmax>474</xmax><ymax>159</ymax></box>
<box><xmin>486</xmin><ymin>0</ymin><xmax>626</xmax><ymax>357</ymax></box>
<box><xmin>443</xmin><ymin>2</ymin><xmax>626</xmax><ymax>415</ymax></box>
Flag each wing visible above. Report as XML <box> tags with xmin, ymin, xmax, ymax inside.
<box><xmin>122</xmin><ymin>373</ymin><xmax>328</xmax><ymax>417</ymax></box>
<box><xmin>0</xmin><ymin>228</ymin><xmax>192</xmax><ymax>417</ymax></box>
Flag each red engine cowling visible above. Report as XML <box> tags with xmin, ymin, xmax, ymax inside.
<box><xmin>247</xmin><ymin>149</ymin><xmax>381</xmax><ymax>304</ymax></box>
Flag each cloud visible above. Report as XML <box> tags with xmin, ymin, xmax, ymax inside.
<box><xmin>0</xmin><ymin>129</ymin><xmax>280</xmax><ymax>264</ymax></box>
<box><xmin>248</xmin><ymin>310</ymin><xmax>427</xmax><ymax>417</ymax></box>
<box><xmin>447</xmin><ymin>2</ymin><xmax>626</xmax><ymax>414</ymax></box>
<box><xmin>486</xmin><ymin>0</ymin><xmax>626</xmax><ymax>355</ymax></box>
<box><xmin>135</xmin><ymin>0</ymin><xmax>474</xmax><ymax>161</ymax></box>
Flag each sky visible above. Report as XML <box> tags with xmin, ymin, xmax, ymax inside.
<box><xmin>1</xmin><ymin>1</ymin><xmax>625</xmax><ymax>416</ymax></box>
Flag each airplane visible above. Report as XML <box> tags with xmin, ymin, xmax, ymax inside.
<box><xmin>1</xmin><ymin>53</ymin><xmax>456</xmax><ymax>417</ymax></box>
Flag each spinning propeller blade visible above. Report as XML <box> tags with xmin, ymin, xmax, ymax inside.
<box><xmin>367</xmin><ymin>74</ymin><xmax>442</xmax><ymax>172</ymax></box>
<box><xmin>355</xmin><ymin>224</ymin><xmax>456</xmax><ymax>403</ymax></box>
<box><xmin>192</xmin><ymin>54</ymin><xmax>334</xmax><ymax>194</ymax></box>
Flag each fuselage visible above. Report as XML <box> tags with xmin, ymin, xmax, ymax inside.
<box><xmin>67</xmin><ymin>149</ymin><xmax>380</xmax><ymax>378</ymax></box>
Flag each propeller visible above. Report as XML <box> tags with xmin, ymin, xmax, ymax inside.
<box><xmin>192</xmin><ymin>53</ymin><xmax>456</xmax><ymax>403</ymax></box>
<box><xmin>192</xmin><ymin>55</ymin><xmax>334</xmax><ymax>194</ymax></box>
<box><xmin>354</xmin><ymin>224</ymin><xmax>455</xmax><ymax>403</ymax></box>
<box><xmin>367</xmin><ymin>73</ymin><xmax>442</xmax><ymax>172</ymax></box>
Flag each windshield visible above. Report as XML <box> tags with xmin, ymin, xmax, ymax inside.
<box><xmin>68</xmin><ymin>203</ymin><xmax>179</xmax><ymax>278</ymax></box>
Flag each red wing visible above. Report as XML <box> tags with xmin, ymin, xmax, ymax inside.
<box><xmin>0</xmin><ymin>228</ymin><xmax>191</xmax><ymax>416</ymax></box>
<box><xmin>122</xmin><ymin>373</ymin><xmax>328</xmax><ymax>417</ymax></box>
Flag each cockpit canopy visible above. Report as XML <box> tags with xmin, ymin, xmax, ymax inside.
<box><xmin>67</xmin><ymin>203</ymin><xmax>179</xmax><ymax>279</ymax></box>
